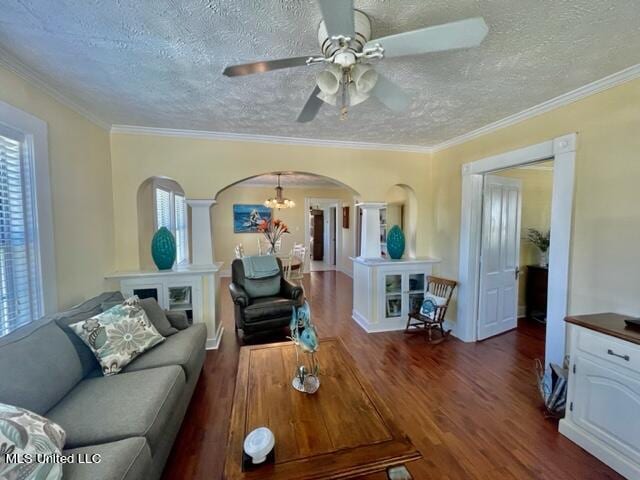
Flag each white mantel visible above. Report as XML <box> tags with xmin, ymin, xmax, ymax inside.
<box><xmin>106</xmin><ymin>262</ymin><xmax>224</xmax><ymax>349</ymax></box>
<box><xmin>105</xmin><ymin>262</ymin><xmax>223</xmax><ymax>280</ymax></box>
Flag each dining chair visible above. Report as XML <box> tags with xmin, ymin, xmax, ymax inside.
<box><xmin>286</xmin><ymin>245</ymin><xmax>307</xmax><ymax>285</ymax></box>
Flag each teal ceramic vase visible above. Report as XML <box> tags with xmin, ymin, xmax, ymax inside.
<box><xmin>151</xmin><ymin>227</ymin><xmax>176</xmax><ymax>270</ymax></box>
<box><xmin>386</xmin><ymin>225</ymin><xmax>405</xmax><ymax>259</ymax></box>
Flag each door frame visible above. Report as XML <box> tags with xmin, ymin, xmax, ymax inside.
<box><xmin>457</xmin><ymin>133</ymin><xmax>576</xmax><ymax>367</ymax></box>
<box><xmin>304</xmin><ymin>197</ymin><xmax>342</xmax><ymax>273</ymax></box>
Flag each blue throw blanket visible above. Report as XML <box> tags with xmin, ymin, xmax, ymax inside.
<box><xmin>241</xmin><ymin>255</ymin><xmax>280</xmax><ymax>279</ymax></box>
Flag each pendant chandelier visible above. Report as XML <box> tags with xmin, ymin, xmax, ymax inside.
<box><xmin>264</xmin><ymin>174</ymin><xmax>295</xmax><ymax>209</ymax></box>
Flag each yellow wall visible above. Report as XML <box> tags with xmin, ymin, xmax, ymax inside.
<box><xmin>496</xmin><ymin>165</ymin><xmax>554</xmax><ymax>308</ymax></box>
<box><xmin>431</xmin><ymin>77</ymin><xmax>640</xmax><ymax>320</ymax></box>
<box><xmin>0</xmin><ymin>65</ymin><xmax>115</xmax><ymax>309</ymax></box>
<box><xmin>109</xmin><ymin>133</ymin><xmax>432</xmax><ymax>271</ymax></box>
<box><xmin>213</xmin><ymin>185</ymin><xmax>356</xmax><ymax>273</ymax></box>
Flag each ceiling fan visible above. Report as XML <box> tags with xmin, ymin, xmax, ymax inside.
<box><xmin>223</xmin><ymin>0</ymin><xmax>489</xmax><ymax>123</ymax></box>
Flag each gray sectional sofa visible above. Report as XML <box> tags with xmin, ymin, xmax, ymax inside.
<box><xmin>0</xmin><ymin>291</ymin><xmax>207</xmax><ymax>480</ymax></box>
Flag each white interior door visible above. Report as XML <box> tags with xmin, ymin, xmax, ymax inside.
<box><xmin>477</xmin><ymin>175</ymin><xmax>522</xmax><ymax>340</ymax></box>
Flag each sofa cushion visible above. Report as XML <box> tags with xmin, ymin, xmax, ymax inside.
<box><xmin>69</xmin><ymin>298</ymin><xmax>165</xmax><ymax>376</ymax></box>
<box><xmin>165</xmin><ymin>310</ymin><xmax>190</xmax><ymax>330</ymax></box>
<box><xmin>122</xmin><ymin>323</ymin><xmax>206</xmax><ymax>380</ymax></box>
<box><xmin>139</xmin><ymin>297</ymin><xmax>178</xmax><ymax>337</ymax></box>
<box><xmin>53</xmin><ymin>291</ymin><xmax>125</xmax><ymax>377</ymax></box>
<box><xmin>46</xmin><ymin>366</ymin><xmax>185</xmax><ymax>455</ymax></box>
<box><xmin>244</xmin><ymin>296</ymin><xmax>296</xmax><ymax>323</ymax></box>
<box><xmin>63</xmin><ymin>437</ymin><xmax>151</xmax><ymax>480</ymax></box>
<box><xmin>0</xmin><ymin>321</ymin><xmax>83</xmax><ymax>415</ymax></box>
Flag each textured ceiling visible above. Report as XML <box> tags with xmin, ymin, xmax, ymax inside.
<box><xmin>1</xmin><ymin>1</ymin><xmax>640</xmax><ymax>146</ymax></box>
<box><xmin>238</xmin><ymin>173</ymin><xmax>343</xmax><ymax>188</ymax></box>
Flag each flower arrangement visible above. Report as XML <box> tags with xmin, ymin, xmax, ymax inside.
<box><xmin>527</xmin><ymin>228</ymin><xmax>550</xmax><ymax>252</ymax></box>
<box><xmin>257</xmin><ymin>218</ymin><xmax>290</xmax><ymax>254</ymax></box>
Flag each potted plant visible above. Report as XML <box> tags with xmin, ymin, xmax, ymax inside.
<box><xmin>527</xmin><ymin>228</ymin><xmax>550</xmax><ymax>266</ymax></box>
<box><xmin>258</xmin><ymin>218</ymin><xmax>290</xmax><ymax>254</ymax></box>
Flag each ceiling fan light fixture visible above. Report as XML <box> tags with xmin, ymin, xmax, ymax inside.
<box><xmin>316</xmin><ymin>90</ymin><xmax>338</xmax><ymax>106</ymax></box>
<box><xmin>316</xmin><ymin>64</ymin><xmax>342</xmax><ymax>95</ymax></box>
<box><xmin>347</xmin><ymin>83</ymin><xmax>369</xmax><ymax>106</ymax></box>
<box><xmin>352</xmin><ymin>64</ymin><xmax>378</xmax><ymax>94</ymax></box>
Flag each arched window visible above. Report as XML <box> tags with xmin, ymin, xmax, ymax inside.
<box><xmin>153</xmin><ymin>180</ymin><xmax>188</xmax><ymax>265</ymax></box>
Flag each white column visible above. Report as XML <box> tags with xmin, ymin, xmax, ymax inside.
<box><xmin>357</xmin><ymin>202</ymin><xmax>386</xmax><ymax>260</ymax></box>
<box><xmin>187</xmin><ymin>199</ymin><xmax>216</xmax><ymax>265</ymax></box>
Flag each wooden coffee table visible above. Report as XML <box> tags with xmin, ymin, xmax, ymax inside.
<box><xmin>224</xmin><ymin>338</ymin><xmax>420</xmax><ymax>479</ymax></box>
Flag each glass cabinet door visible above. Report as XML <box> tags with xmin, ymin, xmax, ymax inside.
<box><xmin>168</xmin><ymin>285</ymin><xmax>194</xmax><ymax>324</ymax></box>
<box><xmin>384</xmin><ymin>274</ymin><xmax>403</xmax><ymax>318</ymax></box>
<box><xmin>408</xmin><ymin>273</ymin><xmax>426</xmax><ymax>314</ymax></box>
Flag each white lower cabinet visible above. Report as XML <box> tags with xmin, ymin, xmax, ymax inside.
<box><xmin>106</xmin><ymin>264</ymin><xmax>224</xmax><ymax>350</ymax></box>
<box><xmin>560</xmin><ymin>325</ymin><xmax>640</xmax><ymax>479</ymax></box>
<box><xmin>350</xmin><ymin>257</ymin><xmax>440</xmax><ymax>333</ymax></box>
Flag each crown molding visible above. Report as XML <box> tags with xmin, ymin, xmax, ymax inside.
<box><xmin>0</xmin><ymin>47</ymin><xmax>110</xmax><ymax>130</ymax></box>
<box><xmin>109</xmin><ymin>124</ymin><xmax>434</xmax><ymax>154</ymax></box>
<box><xmin>430</xmin><ymin>63</ymin><xmax>640</xmax><ymax>153</ymax></box>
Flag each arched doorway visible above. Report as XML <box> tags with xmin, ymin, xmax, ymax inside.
<box><xmin>212</xmin><ymin>172</ymin><xmax>360</xmax><ymax>276</ymax></box>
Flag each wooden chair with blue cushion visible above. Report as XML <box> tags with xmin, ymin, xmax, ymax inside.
<box><xmin>404</xmin><ymin>276</ymin><xmax>457</xmax><ymax>344</ymax></box>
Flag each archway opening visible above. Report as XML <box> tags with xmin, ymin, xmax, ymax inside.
<box><xmin>384</xmin><ymin>184</ymin><xmax>418</xmax><ymax>258</ymax></box>
<box><xmin>212</xmin><ymin>172</ymin><xmax>360</xmax><ymax>275</ymax></box>
<box><xmin>137</xmin><ymin>176</ymin><xmax>187</xmax><ymax>269</ymax></box>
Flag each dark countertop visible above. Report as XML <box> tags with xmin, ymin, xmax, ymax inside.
<box><xmin>566</xmin><ymin>313</ymin><xmax>640</xmax><ymax>346</ymax></box>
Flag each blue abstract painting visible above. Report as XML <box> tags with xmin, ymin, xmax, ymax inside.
<box><xmin>233</xmin><ymin>204</ymin><xmax>272</xmax><ymax>233</ymax></box>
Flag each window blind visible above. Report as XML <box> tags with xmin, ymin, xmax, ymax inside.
<box><xmin>0</xmin><ymin>126</ymin><xmax>41</xmax><ymax>337</ymax></box>
<box><xmin>174</xmin><ymin>194</ymin><xmax>188</xmax><ymax>264</ymax></box>
<box><xmin>155</xmin><ymin>187</ymin><xmax>172</xmax><ymax>230</ymax></box>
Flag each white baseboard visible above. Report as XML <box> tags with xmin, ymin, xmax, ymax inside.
<box><xmin>205</xmin><ymin>325</ymin><xmax>224</xmax><ymax>350</ymax></box>
<box><xmin>219</xmin><ymin>268</ymin><xmax>231</xmax><ymax>278</ymax></box>
<box><xmin>352</xmin><ymin>310</ymin><xmax>406</xmax><ymax>333</ymax></box>
<box><xmin>338</xmin><ymin>266</ymin><xmax>353</xmax><ymax>278</ymax></box>
<box><xmin>518</xmin><ymin>305</ymin><xmax>526</xmax><ymax>318</ymax></box>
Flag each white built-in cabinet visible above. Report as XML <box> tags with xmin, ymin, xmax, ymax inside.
<box><xmin>560</xmin><ymin>323</ymin><xmax>640</xmax><ymax>479</ymax></box>
<box><xmin>106</xmin><ymin>264</ymin><xmax>224</xmax><ymax>350</ymax></box>
<box><xmin>351</xmin><ymin>257</ymin><xmax>440</xmax><ymax>333</ymax></box>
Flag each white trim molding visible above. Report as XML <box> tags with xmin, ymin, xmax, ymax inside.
<box><xmin>0</xmin><ymin>100</ymin><xmax>58</xmax><ymax>314</ymax></box>
<box><xmin>457</xmin><ymin>133</ymin><xmax>576</xmax><ymax>368</ymax></box>
<box><xmin>110</xmin><ymin>125</ymin><xmax>433</xmax><ymax>154</ymax></box>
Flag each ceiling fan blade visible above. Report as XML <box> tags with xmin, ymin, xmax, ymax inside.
<box><xmin>371</xmin><ymin>74</ymin><xmax>410</xmax><ymax>112</ymax></box>
<box><xmin>297</xmin><ymin>86</ymin><xmax>324</xmax><ymax>123</ymax></box>
<box><xmin>223</xmin><ymin>56</ymin><xmax>313</xmax><ymax>77</ymax></box>
<box><xmin>366</xmin><ymin>17</ymin><xmax>488</xmax><ymax>58</ymax></box>
<box><xmin>317</xmin><ymin>0</ymin><xmax>354</xmax><ymax>38</ymax></box>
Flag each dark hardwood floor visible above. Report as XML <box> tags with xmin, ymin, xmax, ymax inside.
<box><xmin>163</xmin><ymin>271</ymin><xmax>622</xmax><ymax>480</ymax></box>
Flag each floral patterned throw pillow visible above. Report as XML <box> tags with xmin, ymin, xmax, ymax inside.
<box><xmin>0</xmin><ymin>402</ymin><xmax>66</xmax><ymax>480</ymax></box>
<box><xmin>70</xmin><ymin>296</ymin><xmax>165</xmax><ymax>376</ymax></box>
